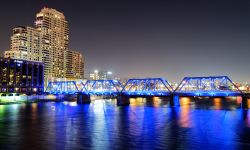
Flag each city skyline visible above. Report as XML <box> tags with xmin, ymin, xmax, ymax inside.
<box><xmin>1</xmin><ymin>0</ymin><xmax>250</xmax><ymax>83</ymax></box>
<box><xmin>2</xmin><ymin>7</ymin><xmax>84</xmax><ymax>83</ymax></box>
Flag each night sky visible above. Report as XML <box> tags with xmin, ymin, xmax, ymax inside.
<box><xmin>0</xmin><ymin>0</ymin><xmax>250</xmax><ymax>83</ymax></box>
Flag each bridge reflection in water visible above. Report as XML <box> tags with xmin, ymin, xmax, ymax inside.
<box><xmin>86</xmin><ymin>96</ymin><xmax>250</xmax><ymax>109</ymax></box>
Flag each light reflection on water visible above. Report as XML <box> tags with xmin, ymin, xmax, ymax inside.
<box><xmin>0</xmin><ymin>97</ymin><xmax>250</xmax><ymax>149</ymax></box>
<box><xmin>179</xmin><ymin>97</ymin><xmax>193</xmax><ymax>128</ymax></box>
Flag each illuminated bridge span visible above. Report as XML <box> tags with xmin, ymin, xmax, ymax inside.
<box><xmin>45</xmin><ymin>80</ymin><xmax>122</xmax><ymax>95</ymax></box>
<box><xmin>83</xmin><ymin>80</ymin><xmax>122</xmax><ymax>95</ymax></box>
<box><xmin>45</xmin><ymin>76</ymin><xmax>248</xmax><ymax>106</ymax></box>
<box><xmin>174</xmin><ymin>76</ymin><xmax>242</xmax><ymax>97</ymax></box>
<box><xmin>122</xmin><ymin>78</ymin><xmax>173</xmax><ymax>96</ymax></box>
<box><xmin>45</xmin><ymin>81</ymin><xmax>84</xmax><ymax>94</ymax></box>
<box><xmin>45</xmin><ymin>78</ymin><xmax>173</xmax><ymax>96</ymax></box>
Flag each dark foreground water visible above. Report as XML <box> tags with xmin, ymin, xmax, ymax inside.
<box><xmin>0</xmin><ymin>97</ymin><xmax>250</xmax><ymax>150</ymax></box>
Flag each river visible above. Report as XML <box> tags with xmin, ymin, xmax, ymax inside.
<box><xmin>0</xmin><ymin>97</ymin><xmax>250</xmax><ymax>149</ymax></box>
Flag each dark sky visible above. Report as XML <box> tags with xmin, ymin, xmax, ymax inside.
<box><xmin>0</xmin><ymin>0</ymin><xmax>250</xmax><ymax>83</ymax></box>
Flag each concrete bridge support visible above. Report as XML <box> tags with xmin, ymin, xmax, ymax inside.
<box><xmin>170</xmin><ymin>94</ymin><xmax>180</xmax><ymax>106</ymax></box>
<box><xmin>77</xmin><ymin>93</ymin><xmax>91</xmax><ymax>104</ymax></box>
<box><xmin>117</xmin><ymin>94</ymin><xmax>130</xmax><ymax>106</ymax></box>
<box><xmin>63</xmin><ymin>94</ymin><xmax>77</xmax><ymax>101</ymax></box>
<box><xmin>145</xmin><ymin>96</ymin><xmax>154</xmax><ymax>101</ymax></box>
<box><xmin>241</xmin><ymin>96</ymin><xmax>249</xmax><ymax>108</ymax></box>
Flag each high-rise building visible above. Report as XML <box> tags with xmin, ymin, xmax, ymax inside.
<box><xmin>35</xmin><ymin>8</ymin><xmax>69</xmax><ymax>81</ymax></box>
<box><xmin>4</xmin><ymin>8</ymin><xmax>84</xmax><ymax>86</ymax></box>
<box><xmin>66</xmin><ymin>50</ymin><xmax>84</xmax><ymax>79</ymax></box>
<box><xmin>4</xmin><ymin>26</ymin><xmax>42</xmax><ymax>62</ymax></box>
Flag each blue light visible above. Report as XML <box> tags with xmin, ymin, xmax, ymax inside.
<box><xmin>45</xmin><ymin>77</ymin><xmax>242</xmax><ymax>97</ymax></box>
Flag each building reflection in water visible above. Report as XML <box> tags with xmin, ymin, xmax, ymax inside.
<box><xmin>30</xmin><ymin>103</ymin><xmax>38</xmax><ymax>125</ymax></box>
<box><xmin>130</xmin><ymin>97</ymin><xmax>164</xmax><ymax>107</ymax></box>
<box><xmin>236</xmin><ymin>96</ymin><xmax>242</xmax><ymax>105</ymax></box>
<box><xmin>150</xmin><ymin>97</ymin><xmax>162</xmax><ymax>107</ymax></box>
<box><xmin>213</xmin><ymin>97</ymin><xmax>222</xmax><ymax>110</ymax></box>
<box><xmin>0</xmin><ymin>105</ymin><xmax>6</xmax><ymax>117</ymax></box>
<box><xmin>247</xmin><ymin>99</ymin><xmax>250</xmax><ymax>109</ymax></box>
<box><xmin>130</xmin><ymin>98</ymin><xmax>145</xmax><ymax>106</ymax></box>
<box><xmin>178</xmin><ymin>97</ymin><xmax>193</xmax><ymax>128</ymax></box>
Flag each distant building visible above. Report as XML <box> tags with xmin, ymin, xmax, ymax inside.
<box><xmin>0</xmin><ymin>57</ymin><xmax>44</xmax><ymax>94</ymax></box>
<box><xmin>89</xmin><ymin>70</ymin><xmax>113</xmax><ymax>80</ymax></box>
<box><xmin>4</xmin><ymin>26</ymin><xmax>42</xmax><ymax>62</ymax></box>
<box><xmin>66</xmin><ymin>50</ymin><xmax>84</xmax><ymax>79</ymax></box>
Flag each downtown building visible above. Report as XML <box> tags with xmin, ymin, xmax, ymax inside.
<box><xmin>35</xmin><ymin>8</ymin><xmax>69</xmax><ymax>81</ymax></box>
<box><xmin>5</xmin><ymin>26</ymin><xmax>42</xmax><ymax>62</ymax></box>
<box><xmin>4</xmin><ymin>8</ymin><xmax>84</xmax><ymax>87</ymax></box>
<box><xmin>66</xmin><ymin>50</ymin><xmax>84</xmax><ymax>79</ymax></box>
<box><xmin>0</xmin><ymin>57</ymin><xmax>44</xmax><ymax>95</ymax></box>
<box><xmin>89</xmin><ymin>70</ymin><xmax>113</xmax><ymax>80</ymax></box>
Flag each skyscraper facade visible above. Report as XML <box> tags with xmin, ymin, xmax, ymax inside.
<box><xmin>4</xmin><ymin>26</ymin><xmax>42</xmax><ymax>62</ymax></box>
<box><xmin>66</xmin><ymin>50</ymin><xmax>84</xmax><ymax>79</ymax></box>
<box><xmin>35</xmin><ymin>8</ymin><xmax>69</xmax><ymax>80</ymax></box>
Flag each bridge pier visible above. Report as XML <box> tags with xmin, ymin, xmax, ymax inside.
<box><xmin>63</xmin><ymin>94</ymin><xmax>77</xmax><ymax>101</ymax></box>
<box><xmin>241</xmin><ymin>96</ymin><xmax>249</xmax><ymax>108</ymax></box>
<box><xmin>77</xmin><ymin>93</ymin><xmax>91</xmax><ymax>104</ymax></box>
<box><xmin>170</xmin><ymin>94</ymin><xmax>180</xmax><ymax>106</ymax></box>
<box><xmin>117</xmin><ymin>94</ymin><xmax>130</xmax><ymax>106</ymax></box>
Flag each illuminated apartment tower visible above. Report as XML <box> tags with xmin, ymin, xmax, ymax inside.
<box><xmin>66</xmin><ymin>50</ymin><xmax>84</xmax><ymax>79</ymax></box>
<box><xmin>35</xmin><ymin>8</ymin><xmax>69</xmax><ymax>81</ymax></box>
<box><xmin>4</xmin><ymin>26</ymin><xmax>42</xmax><ymax>62</ymax></box>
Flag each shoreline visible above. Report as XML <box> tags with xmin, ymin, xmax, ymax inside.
<box><xmin>0</xmin><ymin>99</ymin><xmax>66</xmax><ymax>105</ymax></box>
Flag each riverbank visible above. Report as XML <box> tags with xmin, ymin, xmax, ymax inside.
<box><xmin>0</xmin><ymin>99</ymin><xmax>65</xmax><ymax>105</ymax></box>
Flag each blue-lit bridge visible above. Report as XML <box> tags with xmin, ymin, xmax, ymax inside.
<box><xmin>45</xmin><ymin>76</ymin><xmax>249</xmax><ymax>107</ymax></box>
<box><xmin>174</xmin><ymin>76</ymin><xmax>242</xmax><ymax>97</ymax></box>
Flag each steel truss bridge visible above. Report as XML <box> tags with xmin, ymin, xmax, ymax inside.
<box><xmin>174</xmin><ymin>76</ymin><xmax>242</xmax><ymax>97</ymax></box>
<box><xmin>45</xmin><ymin>76</ymin><xmax>243</xmax><ymax>97</ymax></box>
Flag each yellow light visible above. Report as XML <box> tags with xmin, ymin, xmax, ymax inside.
<box><xmin>33</xmin><ymin>88</ymin><xmax>37</xmax><ymax>92</ymax></box>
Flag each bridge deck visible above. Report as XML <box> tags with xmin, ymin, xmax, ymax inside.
<box><xmin>174</xmin><ymin>90</ymin><xmax>242</xmax><ymax>97</ymax></box>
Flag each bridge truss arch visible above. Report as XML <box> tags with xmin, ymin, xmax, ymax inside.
<box><xmin>83</xmin><ymin>80</ymin><xmax>123</xmax><ymax>95</ymax></box>
<box><xmin>174</xmin><ymin>76</ymin><xmax>242</xmax><ymax>96</ymax></box>
<box><xmin>121</xmin><ymin>78</ymin><xmax>173</xmax><ymax>96</ymax></box>
<box><xmin>45</xmin><ymin>81</ymin><xmax>84</xmax><ymax>94</ymax></box>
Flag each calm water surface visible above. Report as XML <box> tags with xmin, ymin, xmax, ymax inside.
<box><xmin>0</xmin><ymin>97</ymin><xmax>250</xmax><ymax>150</ymax></box>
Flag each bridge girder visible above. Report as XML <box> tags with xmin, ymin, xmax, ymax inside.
<box><xmin>45</xmin><ymin>81</ymin><xmax>83</xmax><ymax>94</ymax></box>
<box><xmin>45</xmin><ymin>76</ymin><xmax>242</xmax><ymax>97</ymax></box>
<box><xmin>83</xmin><ymin>80</ymin><xmax>122</xmax><ymax>95</ymax></box>
<box><xmin>174</xmin><ymin>76</ymin><xmax>242</xmax><ymax>96</ymax></box>
<box><xmin>121</xmin><ymin>78</ymin><xmax>173</xmax><ymax>96</ymax></box>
